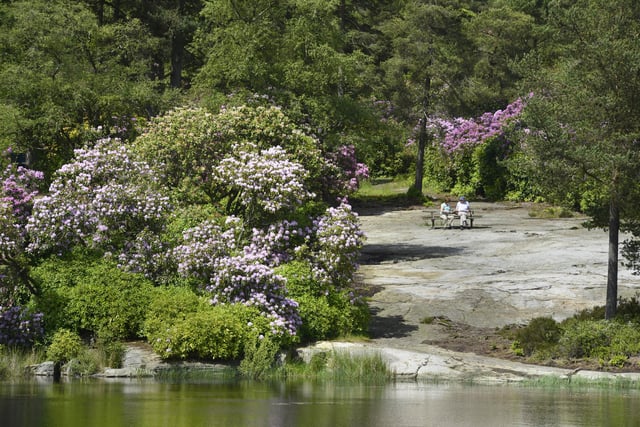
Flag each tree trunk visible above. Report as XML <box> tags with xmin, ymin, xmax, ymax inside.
<box><xmin>414</xmin><ymin>117</ymin><xmax>426</xmax><ymax>194</ymax></box>
<box><xmin>413</xmin><ymin>76</ymin><xmax>431</xmax><ymax>195</ymax></box>
<box><xmin>170</xmin><ymin>34</ymin><xmax>185</xmax><ymax>89</ymax></box>
<box><xmin>605</xmin><ymin>194</ymin><xmax>620</xmax><ymax>319</ymax></box>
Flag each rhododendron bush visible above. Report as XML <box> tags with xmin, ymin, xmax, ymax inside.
<box><xmin>27</xmin><ymin>137</ymin><xmax>171</xmax><ymax>256</ymax></box>
<box><xmin>417</xmin><ymin>96</ymin><xmax>528</xmax><ymax>199</ymax></box>
<box><xmin>0</xmin><ymin>164</ymin><xmax>45</xmax><ymax>346</ymax></box>
<box><xmin>2</xmin><ymin>104</ymin><xmax>368</xmax><ymax>350</ymax></box>
<box><xmin>134</xmin><ymin>105</ymin><xmax>365</xmax><ymax>205</ymax></box>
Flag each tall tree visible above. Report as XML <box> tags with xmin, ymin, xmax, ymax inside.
<box><xmin>378</xmin><ymin>0</ymin><xmax>477</xmax><ymax>195</ymax></box>
<box><xmin>462</xmin><ymin>2</ymin><xmax>538</xmax><ymax>112</ymax></box>
<box><xmin>0</xmin><ymin>0</ymin><xmax>172</xmax><ymax>176</ymax></box>
<box><xmin>519</xmin><ymin>0</ymin><xmax>640</xmax><ymax>318</ymax></box>
<box><xmin>191</xmin><ymin>0</ymin><xmax>375</xmax><ymax>152</ymax></box>
<box><xmin>77</xmin><ymin>0</ymin><xmax>204</xmax><ymax>89</ymax></box>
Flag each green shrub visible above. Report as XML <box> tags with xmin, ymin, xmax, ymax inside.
<box><xmin>558</xmin><ymin>320</ymin><xmax>615</xmax><ymax>358</ymax></box>
<box><xmin>30</xmin><ymin>287</ymin><xmax>72</xmax><ymax>335</ymax></box>
<box><xmin>615</xmin><ymin>296</ymin><xmax>640</xmax><ymax>323</ymax></box>
<box><xmin>608</xmin><ymin>323</ymin><xmax>640</xmax><ymax>357</ymax></box>
<box><xmin>142</xmin><ymin>286</ymin><xmax>204</xmax><ymax>340</ymax></box>
<box><xmin>46</xmin><ymin>329</ymin><xmax>83</xmax><ymax>363</ymax></box>
<box><xmin>147</xmin><ymin>303</ymin><xmax>267</xmax><ymax>360</ymax></box>
<box><xmin>294</xmin><ymin>294</ymin><xmax>341</xmax><ymax>341</ymax></box>
<box><xmin>514</xmin><ymin>317</ymin><xmax>562</xmax><ymax>356</ymax></box>
<box><xmin>32</xmin><ymin>253</ymin><xmax>155</xmax><ymax>340</ymax></box>
<box><xmin>96</xmin><ymin>338</ymin><xmax>125</xmax><ymax>369</ymax></box>
<box><xmin>569</xmin><ymin>305</ymin><xmax>606</xmax><ymax>322</ymax></box>
<box><xmin>276</xmin><ymin>261</ymin><xmax>369</xmax><ymax>343</ymax></box>
<box><xmin>239</xmin><ymin>335</ymin><xmax>281</xmax><ymax>380</ymax></box>
<box><xmin>65</xmin><ymin>262</ymin><xmax>155</xmax><ymax>340</ymax></box>
<box><xmin>30</xmin><ymin>251</ymin><xmax>96</xmax><ymax>335</ymax></box>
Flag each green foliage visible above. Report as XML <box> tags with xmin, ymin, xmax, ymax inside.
<box><xmin>142</xmin><ymin>285</ymin><xmax>204</xmax><ymax>341</ymax></box>
<box><xmin>0</xmin><ymin>346</ymin><xmax>45</xmax><ymax>381</ymax></box>
<box><xmin>510</xmin><ymin>340</ymin><xmax>525</xmax><ymax>357</ymax></box>
<box><xmin>558</xmin><ymin>320</ymin><xmax>618</xmax><ymax>359</ymax></box>
<box><xmin>276</xmin><ymin>261</ymin><xmax>369</xmax><ymax>344</ymax></box>
<box><xmin>65</xmin><ymin>264</ymin><xmax>155</xmax><ymax>340</ymax></box>
<box><xmin>461</xmin><ymin>4</ymin><xmax>537</xmax><ymax>110</ymax></box>
<box><xmin>239</xmin><ymin>335</ymin><xmax>281</xmax><ymax>380</ymax></box>
<box><xmin>0</xmin><ymin>0</ymin><xmax>174</xmax><ymax>176</ymax></box>
<box><xmin>46</xmin><ymin>329</ymin><xmax>83</xmax><ymax>363</ymax></box>
<box><xmin>31</xmin><ymin>254</ymin><xmax>155</xmax><ymax>340</ymax></box>
<box><xmin>509</xmin><ymin>298</ymin><xmax>640</xmax><ymax>367</ymax></box>
<box><xmin>512</xmin><ymin>317</ymin><xmax>561</xmax><ymax>357</ymax></box>
<box><xmin>144</xmin><ymin>290</ymin><xmax>270</xmax><ymax>361</ymax></box>
<box><xmin>422</xmin><ymin>144</ymin><xmax>455</xmax><ymax>193</ymax></box>
<box><xmin>614</xmin><ymin>296</ymin><xmax>640</xmax><ymax>323</ymax></box>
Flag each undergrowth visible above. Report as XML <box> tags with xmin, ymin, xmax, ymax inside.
<box><xmin>505</xmin><ymin>295</ymin><xmax>640</xmax><ymax>370</ymax></box>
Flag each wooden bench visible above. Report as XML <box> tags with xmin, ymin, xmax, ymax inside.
<box><xmin>427</xmin><ymin>210</ymin><xmax>476</xmax><ymax>229</ymax></box>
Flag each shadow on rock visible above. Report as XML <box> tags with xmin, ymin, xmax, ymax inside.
<box><xmin>368</xmin><ymin>308</ymin><xmax>419</xmax><ymax>339</ymax></box>
<box><xmin>360</xmin><ymin>244</ymin><xmax>462</xmax><ymax>265</ymax></box>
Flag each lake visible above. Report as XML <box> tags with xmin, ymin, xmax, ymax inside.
<box><xmin>0</xmin><ymin>379</ymin><xmax>638</xmax><ymax>427</ymax></box>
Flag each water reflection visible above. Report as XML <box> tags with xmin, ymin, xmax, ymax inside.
<box><xmin>0</xmin><ymin>379</ymin><xmax>638</xmax><ymax>427</ymax></box>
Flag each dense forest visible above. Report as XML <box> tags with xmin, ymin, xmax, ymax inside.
<box><xmin>2</xmin><ymin>0</ymin><xmax>640</xmax><ymax>370</ymax></box>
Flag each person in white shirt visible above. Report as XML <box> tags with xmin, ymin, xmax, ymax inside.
<box><xmin>439</xmin><ymin>198</ymin><xmax>454</xmax><ymax>229</ymax></box>
<box><xmin>455</xmin><ymin>196</ymin><xmax>471</xmax><ymax>228</ymax></box>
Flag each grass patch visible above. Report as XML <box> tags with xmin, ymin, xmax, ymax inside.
<box><xmin>352</xmin><ymin>176</ymin><xmax>438</xmax><ymax>209</ymax></box>
<box><xmin>324</xmin><ymin>351</ymin><xmax>391</xmax><ymax>383</ymax></box>
<box><xmin>262</xmin><ymin>350</ymin><xmax>392</xmax><ymax>385</ymax></box>
<box><xmin>0</xmin><ymin>346</ymin><xmax>46</xmax><ymax>382</ymax></box>
<box><xmin>528</xmin><ymin>205</ymin><xmax>574</xmax><ymax>218</ymax></box>
<box><xmin>356</xmin><ymin>176</ymin><xmax>415</xmax><ymax>197</ymax></box>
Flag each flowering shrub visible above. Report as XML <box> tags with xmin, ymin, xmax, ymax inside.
<box><xmin>9</xmin><ymin>103</ymin><xmax>369</xmax><ymax>355</ymax></box>
<box><xmin>134</xmin><ymin>105</ymin><xmax>326</xmax><ymax>203</ymax></box>
<box><xmin>418</xmin><ymin>97</ymin><xmax>530</xmax><ymax>198</ymax></box>
<box><xmin>0</xmin><ymin>305</ymin><xmax>44</xmax><ymax>347</ymax></box>
<box><xmin>325</xmin><ymin>145</ymin><xmax>370</xmax><ymax>193</ymax></box>
<box><xmin>1</xmin><ymin>165</ymin><xmax>44</xmax><ymax>225</ymax></box>
<box><xmin>213</xmin><ymin>144</ymin><xmax>314</xmax><ymax>219</ymax></box>
<box><xmin>305</xmin><ymin>201</ymin><xmax>365</xmax><ymax>290</ymax></box>
<box><xmin>173</xmin><ymin>217</ymin><xmax>302</xmax><ymax>337</ymax></box>
<box><xmin>0</xmin><ymin>164</ymin><xmax>43</xmax><ymax>259</ymax></box>
<box><xmin>430</xmin><ymin>96</ymin><xmax>528</xmax><ymax>153</ymax></box>
<box><xmin>0</xmin><ymin>165</ymin><xmax>45</xmax><ymax>342</ymax></box>
<box><xmin>27</xmin><ymin>138</ymin><xmax>171</xmax><ymax>258</ymax></box>
<box><xmin>134</xmin><ymin>104</ymin><xmax>367</xmax><ymax>204</ymax></box>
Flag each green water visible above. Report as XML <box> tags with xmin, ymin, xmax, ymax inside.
<box><xmin>0</xmin><ymin>379</ymin><xmax>638</xmax><ymax>427</ymax></box>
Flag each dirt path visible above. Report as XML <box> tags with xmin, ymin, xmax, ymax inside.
<box><xmin>356</xmin><ymin>202</ymin><xmax>640</xmax><ymax>360</ymax></box>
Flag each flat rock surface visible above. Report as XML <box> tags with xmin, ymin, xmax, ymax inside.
<box><xmin>346</xmin><ymin>201</ymin><xmax>640</xmax><ymax>381</ymax></box>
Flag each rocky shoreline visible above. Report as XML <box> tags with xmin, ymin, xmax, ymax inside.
<box><xmin>27</xmin><ymin>339</ymin><xmax>640</xmax><ymax>384</ymax></box>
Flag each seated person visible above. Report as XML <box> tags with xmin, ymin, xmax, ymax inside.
<box><xmin>455</xmin><ymin>196</ymin><xmax>471</xmax><ymax>228</ymax></box>
<box><xmin>440</xmin><ymin>199</ymin><xmax>454</xmax><ymax>228</ymax></box>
